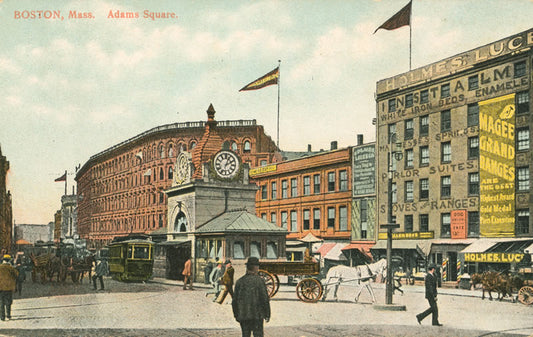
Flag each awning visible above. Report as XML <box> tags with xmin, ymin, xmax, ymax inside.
<box><xmin>316</xmin><ymin>242</ymin><xmax>337</xmax><ymax>258</ymax></box>
<box><xmin>324</xmin><ymin>243</ymin><xmax>348</xmax><ymax>261</ymax></box>
<box><xmin>16</xmin><ymin>239</ymin><xmax>31</xmax><ymax>245</ymax></box>
<box><xmin>341</xmin><ymin>242</ymin><xmax>374</xmax><ymax>258</ymax></box>
<box><xmin>286</xmin><ymin>246</ymin><xmax>308</xmax><ymax>253</ymax></box>
<box><xmin>371</xmin><ymin>239</ymin><xmax>431</xmax><ymax>257</ymax></box>
<box><xmin>156</xmin><ymin>240</ymin><xmax>190</xmax><ymax>246</ymax></box>
<box><xmin>299</xmin><ymin>233</ymin><xmax>323</xmax><ymax>243</ymax></box>
<box><xmin>460</xmin><ymin>239</ymin><xmax>499</xmax><ymax>254</ymax></box>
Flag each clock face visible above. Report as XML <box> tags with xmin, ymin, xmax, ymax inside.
<box><xmin>214</xmin><ymin>151</ymin><xmax>240</xmax><ymax>179</ymax></box>
<box><xmin>175</xmin><ymin>153</ymin><xmax>190</xmax><ymax>184</ymax></box>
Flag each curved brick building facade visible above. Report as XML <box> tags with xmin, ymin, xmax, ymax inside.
<box><xmin>76</xmin><ymin>105</ymin><xmax>279</xmax><ymax>248</ymax></box>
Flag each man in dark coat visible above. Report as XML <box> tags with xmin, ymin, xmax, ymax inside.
<box><xmin>232</xmin><ymin>257</ymin><xmax>270</xmax><ymax>337</ymax></box>
<box><xmin>416</xmin><ymin>264</ymin><xmax>442</xmax><ymax>326</ymax></box>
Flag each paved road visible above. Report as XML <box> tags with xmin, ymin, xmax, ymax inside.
<box><xmin>0</xmin><ymin>276</ymin><xmax>531</xmax><ymax>336</ymax></box>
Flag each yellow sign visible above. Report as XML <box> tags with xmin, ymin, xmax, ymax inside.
<box><xmin>464</xmin><ymin>253</ymin><xmax>524</xmax><ymax>263</ymax></box>
<box><xmin>479</xmin><ymin>93</ymin><xmax>516</xmax><ymax>237</ymax></box>
<box><xmin>249</xmin><ymin>164</ymin><xmax>277</xmax><ymax>176</ymax></box>
<box><xmin>378</xmin><ymin>231</ymin><xmax>434</xmax><ymax>240</ymax></box>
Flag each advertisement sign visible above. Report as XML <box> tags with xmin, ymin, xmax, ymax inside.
<box><xmin>377</xmin><ymin>231</ymin><xmax>434</xmax><ymax>240</ymax></box>
<box><xmin>464</xmin><ymin>253</ymin><xmax>524</xmax><ymax>263</ymax></box>
<box><xmin>479</xmin><ymin>93</ymin><xmax>516</xmax><ymax>237</ymax></box>
<box><xmin>353</xmin><ymin>145</ymin><xmax>375</xmax><ymax>196</ymax></box>
<box><xmin>451</xmin><ymin>210</ymin><xmax>467</xmax><ymax>239</ymax></box>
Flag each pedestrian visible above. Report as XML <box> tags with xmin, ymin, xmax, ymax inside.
<box><xmin>204</xmin><ymin>261</ymin><xmax>213</xmax><ymax>284</ymax></box>
<box><xmin>182</xmin><ymin>257</ymin><xmax>193</xmax><ymax>290</ymax></box>
<box><xmin>216</xmin><ymin>259</ymin><xmax>234</xmax><ymax>304</ymax></box>
<box><xmin>0</xmin><ymin>254</ymin><xmax>18</xmax><ymax>321</ymax></box>
<box><xmin>92</xmin><ymin>257</ymin><xmax>108</xmax><ymax>291</ymax></box>
<box><xmin>232</xmin><ymin>257</ymin><xmax>270</xmax><ymax>337</ymax></box>
<box><xmin>14</xmin><ymin>259</ymin><xmax>26</xmax><ymax>296</ymax></box>
<box><xmin>416</xmin><ymin>264</ymin><xmax>442</xmax><ymax>326</ymax></box>
<box><xmin>205</xmin><ymin>262</ymin><xmax>223</xmax><ymax>301</ymax></box>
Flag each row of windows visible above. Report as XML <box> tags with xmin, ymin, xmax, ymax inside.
<box><xmin>261</xmin><ymin>206</ymin><xmax>349</xmax><ymax>232</ymax></box>
<box><xmin>95</xmin><ymin>191</ymin><xmax>166</xmax><ymax>213</ymax></box>
<box><xmin>388</xmin><ymin>61</ymin><xmax>528</xmax><ymax>113</ymax></box>
<box><xmin>93</xmin><ymin>166</ymin><xmax>174</xmax><ymax>195</ymax></box>
<box><xmin>91</xmin><ymin>213</ymin><xmax>164</xmax><ymax>233</ymax></box>
<box><xmin>260</xmin><ymin>170</ymin><xmax>348</xmax><ymax>200</ymax></box>
<box><xmin>196</xmin><ymin>239</ymin><xmax>280</xmax><ymax>260</ymax></box>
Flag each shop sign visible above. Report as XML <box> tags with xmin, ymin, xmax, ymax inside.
<box><xmin>451</xmin><ymin>210</ymin><xmax>467</xmax><ymax>239</ymax></box>
<box><xmin>378</xmin><ymin>231</ymin><xmax>434</xmax><ymax>240</ymax></box>
<box><xmin>249</xmin><ymin>164</ymin><xmax>277</xmax><ymax>176</ymax></box>
<box><xmin>464</xmin><ymin>252</ymin><xmax>524</xmax><ymax>263</ymax></box>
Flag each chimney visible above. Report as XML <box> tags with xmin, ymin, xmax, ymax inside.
<box><xmin>330</xmin><ymin>141</ymin><xmax>338</xmax><ymax>150</ymax></box>
<box><xmin>307</xmin><ymin>144</ymin><xmax>312</xmax><ymax>152</ymax></box>
<box><xmin>357</xmin><ymin>134</ymin><xmax>364</xmax><ymax>145</ymax></box>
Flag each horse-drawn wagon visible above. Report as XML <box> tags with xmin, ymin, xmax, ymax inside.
<box><xmin>517</xmin><ymin>267</ymin><xmax>533</xmax><ymax>305</ymax></box>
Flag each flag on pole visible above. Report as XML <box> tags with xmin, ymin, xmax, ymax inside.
<box><xmin>54</xmin><ymin>172</ymin><xmax>67</xmax><ymax>182</ymax></box>
<box><xmin>374</xmin><ymin>1</ymin><xmax>412</xmax><ymax>34</ymax></box>
<box><xmin>239</xmin><ymin>67</ymin><xmax>279</xmax><ymax>91</ymax></box>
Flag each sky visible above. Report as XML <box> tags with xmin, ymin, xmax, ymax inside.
<box><xmin>1</xmin><ymin>0</ymin><xmax>532</xmax><ymax>224</ymax></box>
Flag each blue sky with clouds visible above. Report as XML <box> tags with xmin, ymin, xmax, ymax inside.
<box><xmin>1</xmin><ymin>0</ymin><xmax>532</xmax><ymax>224</ymax></box>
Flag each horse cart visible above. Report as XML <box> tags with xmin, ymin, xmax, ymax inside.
<box><xmin>517</xmin><ymin>267</ymin><xmax>533</xmax><ymax>305</ymax></box>
<box><xmin>258</xmin><ymin>261</ymin><xmax>323</xmax><ymax>303</ymax></box>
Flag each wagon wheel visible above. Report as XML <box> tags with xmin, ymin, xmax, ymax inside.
<box><xmin>296</xmin><ymin>278</ymin><xmax>323</xmax><ymax>303</ymax></box>
<box><xmin>258</xmin><ymin>270</ymin><xmax>277</xmax><ymax>298</ymax></box>
<box><xmin>517</xmin><ymin>286</ymin><xmax>533</xmax><ymax>305</ymax></box>
<box><xmin>272</xmin><ymin>274</ymin><xmax>280</xmax><ymax>297</ymax></box>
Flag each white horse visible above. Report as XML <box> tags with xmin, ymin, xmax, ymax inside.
<box><xmin>322</xmin><ymin>258</ymin><xmax>387</xmax><ymax>303</ymax></box>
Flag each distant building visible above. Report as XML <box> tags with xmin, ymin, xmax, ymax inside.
<box><xmin>60</xmin><ymin>193</ymin><xmax>78</xmax><ymax>239</ymax></box>
<box><xmin>15</xmin><ymin>223</ymin><xmax>53</xmax><ymax>244</ymax></box>
<box><xmin>0</xmin><ymin>146</ymin><xmax>12</xmax><ymax>251</ymax></box>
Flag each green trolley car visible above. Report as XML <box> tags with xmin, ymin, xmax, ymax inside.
<box><xmin>108</xmin><ymin>237</ymin><xmax>154</xmax><ymax>282</ymax></box>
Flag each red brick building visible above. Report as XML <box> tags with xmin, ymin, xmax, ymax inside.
<box><xmin>75</xmin><ymin>104</ymin><xmax>279</xmax><ymax>248</ymax></box>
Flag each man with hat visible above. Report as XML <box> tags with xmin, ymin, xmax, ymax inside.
<box><xmin>216</xmin><ymin>259</ymin><xmax>234</xmax><ymax>304</ymax></box>
<box><xmin>0</xmin><ymin>255</ymin><xmax>18</xmax><ymax>321</ymax></box>
<box><xmin>206</xmin><ymin>261</ymin><xmax>224</xmax><ymax>301</ymax></box>
<box><xmin>232</xmin><ymin>257</ymin><xmax>270</xmax><ymax>337</ymax></box>
<box><xmin>416</xmin><ymin>263</ymin><xmax>442</xmax><ymax>326</ymax></box>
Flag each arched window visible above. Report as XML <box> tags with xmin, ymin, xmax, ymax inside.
<box><xmin>168</xmin><ymin>144</ymin><xmax>174</xmax><ymax>157</ymax></box>
<box><xmin>189</xmin><ymin>140</ymin><xmax>197</xmax><ymax>150</ymax></box>
<box><xmin>159</xmin><ymin>144</ymin><xmax>165</xmax><ymax>158</ymax></box>
<box><xmin>243</xmin><ymin>140</ymin><xmax>251</xmax><ymax>153</ymax></box>
<box><xmin>159</xmin><ymin>167</ymin><xmax>164</xmax><ymax>180</ymax></box>
<box><xmin>168</xmin><ymin>166</ymin><xmax>173</xmax><ymax>180</ymax></box>
<box><xmin>231</xmin><ymin>141</ymin><xmax>238</xmax><ymax>152</ymax></box>
<box><xmin>222</xmin><ymin>141</ymin><xmax>230</xmax><ymax>150</ymax></box>
<box><xmin>174</xmin><ymin>211</ymin><xmax>188</xmax><ymax>232</ymax></box>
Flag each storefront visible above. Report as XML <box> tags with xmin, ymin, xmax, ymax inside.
<box><xmin>371</xmin><ymin>239</ymin><xmax>430</xmax><ymax>277</ymax></box>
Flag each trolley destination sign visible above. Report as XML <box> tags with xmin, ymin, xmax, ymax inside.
<box><xmin>464</xmin><ymin>252</ymin><xmax>525</xmax><ymax>263</ymax></box>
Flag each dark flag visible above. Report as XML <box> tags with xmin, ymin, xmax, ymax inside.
<box><xmin>239</xmin><ymin>67</ymin><xmax>279</xmax><ymax>91</ymax></box>
<box><xmin>374</xmin><ymin>1</ymin><xmax>412</xmax><ymax>34</ymax></box>
<box><xmin>55</xmin><ymin>172</ymin><xmax>67</xmax><ymax>182</ymax></box>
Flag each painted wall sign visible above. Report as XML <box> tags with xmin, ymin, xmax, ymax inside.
<box><xmin>479</xmin><ymin>94</ymin><xmax>516</xmax><ymax>237</ymax></box>
<box><xmin>464</xmin><ymin>253</ymin><xmax>524</xmax><ymax>263</ymax></box>
<box><xmin>353</xmin><ymin>145</ymin><xmax>376</xmax><ymax>196</ymax></box>
<box><xmin>451</xmin><ymin>209</ymin><xmax>467</xmax><ymax>239</ymax></box>
<box><xmin>377</xmin><ymin>231</ymin><xmax>434</xmax><ymax>240</ymax></box>
<box><xmin>249</xmin><ymin>164</ymin><xmax>277</xmax><ymax>176</ymax></box>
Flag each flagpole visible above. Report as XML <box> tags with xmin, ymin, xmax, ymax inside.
<box><xmin>277</xmin><ymin>60</ymin><xmax>281</xmax><ymax>149</ymax></box>
<box><xmin>409</xmin><ymin>20</ymin><xmax>412</xmax><ymax>70</ymax></box>
<box><xmin>64</xmin><ymin>170</ymin><xmax>67</xmax><ymax>196</ymax></box>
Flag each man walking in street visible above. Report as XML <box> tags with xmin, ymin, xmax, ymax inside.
<box><xmin>205</xmin><ymin>262</ymin><xmax>223</xmax><ymax>301</ymax></box>
<box><xmin>216</xmin><ymin>259</ymin><xmax>234</xmax><ymax>304</ymax></box>
<box><xmin>0</xmin><ymin>255</ymin><xmax>18</xmax><ymax>321</ymax></box>
<box><xmin>182</xmin><ymin>257</ymin><xmax>193</xmax><ymax>290</ymax></box>
<box><xmin>92</xmin><ymin>257</ymin><xmax>108</xmax><ymax>291</ymax></box>
<box><xmin>416</xmin><ymin>264</ymin><xmax>442</xmax><ymax>326</ymax></box>
<box><xmin>232</xmin><ymin>257</ymin><xmax>270</xmax><ymax>337</ymax></box>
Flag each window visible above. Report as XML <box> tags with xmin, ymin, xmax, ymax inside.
<box><xmin>303</xmin><ymin>176</ymin><xmax>311</xmax><ymax>195</ymax></box>
<box><xmin>514</xmin><ymin>61</ymin><xmax>526</xmax><ymax>78</ymax></box>
<box><xmin>250</xmin><ymin>241</ymin><xmax>261</xmax><ymax>258</ymax></box>
<box><xmin>327</xmin><ymin>207</ymin><xmax>335</xmax><ymax>227</ymax></box>
<box><xmin>468</xmin><ymin>211</ymin><xmax>479</xmax><ymax>237</ymax></box>
<box><xmin>260</xmin><ymin>160</ymin><xmax>267</xmax><ymax>166</ymax></box>
<box><xmin>159</xmin><ymin>145</ymin><xmax>165</xmax><ymax>158</ymax></box>
<box><xmin>270</xmin><ymin>212</ymin><xmax>276</xmax><ymax>225</ymax></box>
<box><xmin>468</xmin><ymin>136</ymin><xmax>479</xmax><ymax>159</ymax></box>
<box><xmin>291</xmin><ymin>178</ymin><xmax>298</xmax><ymax>197</ymax></box>
<box><xmin>231</xmin><ymin>141</ymin><xmax>238</xmax><ymax>152</ymax></box>
<box><xmin>261</xmin><ymin>213</ymin><xmax>267</xmax><ymax>221</ymax></box>
<box><xmin>517</xmin><ymin>128</ymin><xmax>530</xmax><ymax>151</ymax></box>
<box><xmin>441</xmin><ymin>110</ymin><xmax>451</xmax><ymax>132</ymax></box>
<box><xmin>168</xmin><ymin>144</ymin><xmax>174</xmax><ymax>157</ymax></box>
<box><xmin>388</xmin><ymin>98</ymin><xmax>396</xmax><ymax>113</ymax></box>
<box><xmin>391</xmin><ymin>182</ymin><xmax>397</xmax><ymax>203</ymax></box>
<box><xmin>516</xmin><ymin>91</ymin><xmax>529</xmax><ymax>114</ymax></box>
<box><xmin>339</xmin><ymin>206</ymin><xmax>348</xmax><ymax>231</ymax></box>
<box><xmin>420</xmin><ymin>146</ymin><xmax>429</xmax><ymax>166</ymax></box>
<box><xmin>420</xmin><ymin>214</ymin><xmax>429</xmax><ymax>232</ymax></box>
<box><xmin>468</xmin><ymin>75</ymin><xmax>479</xmax><ymax>91</ymax></box>
<box><xmin>281</xmin><ymin>180</ymin><xmax>288</xmax><ymax>199</ymax></box>
<box><xmin>517</xmin><ymin>167</ymin><xmax>529</xmax><ymax>192</ymax></box>
<box><xmin>360</xmin><ymin>200</ymin><xmax>367</xmax><ymax>238</ymax></box>
<box><xmin>261</xmin><ymin>185</ymin><xmax>267</xmax><ymax>200</ymax></box>
<box><xmin>420</xmin><ymin>178</ymin><xmax>429</xmax><ymax>200</ymax></box>
<box><xmin>243</xmin><ymin>140</ymin><xmax>251</xmax><ymax>153</ymax></box>
<box><xmin>168</xmin><ymin>167</ymin><xmax>173</xmax><ymax>180</ymax></box>
<box><xmin>328</xmin><ymin>172</ymin><xmax>335</xmax><ymax>192</ymax></box>
<box><xmin>281</xmin><ymin>211</ymin><xmax>288</xmax><ymax>229</ymax></box>
<box><xmin>405</xmin><ymin>93</ymin><xmax>413</xmax><ymax>108</ymax></box>
<box><xmin>303</xmin><ymin>210</ymin><xmax>310</xmax><ymax>230</ymax></box>
<box><xmin>441</xmin><ymin>213</ymin><xmax>451</xmax><ymax>237</ymax></box>
<box><xmin>290</xmin><ymin>210</ymin><xmax>297</xmax><ymax>232</ymax></box>
<box><xmin>405</xmin><ymin>181</ymin><xmax>413</xmax><ymax>202</ymax></box>
<box><xmin>159</xmin><ymin>192</ymin><xmax>165</xmax><ymax>203</ymax></box>
<box><xmin>405</xmin><ymin>149</ymin><xmax>414</xmax><ymax>168</ymax></box>
<box><xmin>271</xmin><ymin>181</ymin><xmax>277</xmax><ymax>200</ymax></box>
<box><xmin>469</xmin><ymin>172</ymin><xmax>479</xmax><ymax>195</ymax></box>
<box><xmin>159</xmin><ymin>167</ymin><xmax>164</xmax><ymax>180</ymax></box>
<box><xmin>441</xmin><ymin>142</ymin><xmax>451</xmax><ymax>163</ymax></box>
<box><xmin>441</xmin><ymin>176</ymin><xmax>451</xmax><ymax>198</ymax></box>
<box><xmin>405</xmin><ymin>215</ymin><xmax>413</xmax><ymax>232</ymax></box>
<box><xmin>313</xmin><ymin>174</ymin><xmax>321</xmax><ymax>194</ymax></box>
<box><xmin>339</xmin><ymin>170</ymin><xmax>348</xmax><ymax>191</ymax></box>
<box><xmin>441</xmin><ymin>83</ymin><xmax>450</xmax><ymax>98</ymax></box>
<box><xmin>388</xmin><ymin>123</ymin><xmax>396</xmax><ymax>143</ymax></box>
<box><xmin>516</xmin><ymin>209</ymin><xmax>530</xmax><ymax>234</ymax></box>
<box><xmin>420</xmin><ymin>90</ymin><xmax>429</xmax><ymax>104</ymax></box>
<box><xmin>467</xmin><ymin>104</ymin><xmax>479</xmax><ymax>127</ymax></box>
<box><xmin>419</xmin><ymin>115</ymin><xmax>429</xmax><ymax>137</ymax></box>
<box><xmin>233</xmin><ymin>241</ymin><xmax>244</xmax><ymax>259</ymax></box>
<box><xmin>222</xmin><ymin>141</ymin><xmax>230</xmax><ymax>150</ymax></box>
<box><xmin>189</xmin><ymin>141</ymin><xmax>197</xmax><ymax>150</ymax></box>
<box><xmin>266</xmin><ymin>242</ymin><xmax>278</xmax><ymax>259</ymax></box>
<box><xmin>313</xmin><ymin>208</ymin><xmax>321</xmax><ymax>230</ymax></box>
<box><xmin>404</xmin><ymin>118</ymin><xmax>414</xmax><ymax>140</ymax></box>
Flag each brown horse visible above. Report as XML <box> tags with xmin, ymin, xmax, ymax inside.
<box><xmin>69</xmin><ymin>254</ymin><xmax>95</xmax><ymax>283</ymax></box>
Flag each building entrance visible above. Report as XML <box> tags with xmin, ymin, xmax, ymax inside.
<box><xmin>166</xmin><ymin>242</ymin><xmax>191</xmax><ymax>280</ymax></box>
